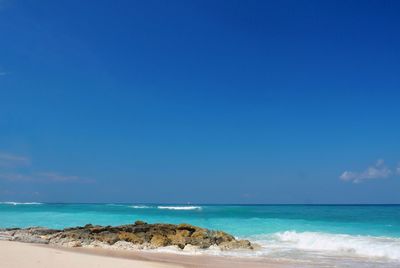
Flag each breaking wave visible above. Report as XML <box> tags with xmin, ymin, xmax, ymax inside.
<box><xmin>157</xmin><ymin>206</ymin><xmax>202</xmax><ymax>210</ymax></box>
<box><xmin>251</xmin><ymin>231</ymin><xmax>400</xmax><ymax>261</ymax></box>
<box><xmin>105</xmin><ymin>204</ymin><xmax>202</xmax><ymax>210</ymax></box>
<box><xmin>130</xmin><ymin>205</ymin><xmax>152</xmax><ymax>209</ymax></box>
<box><xmin>0</xmin><ymin>202</ymin><xmax>43</xmax><ymax>205</ymax></box>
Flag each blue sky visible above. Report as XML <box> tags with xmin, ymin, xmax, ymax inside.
<box><xmin>0</xmin><ymin>0</ymin><xmax>400</xmax><ymax>203</ymax></box>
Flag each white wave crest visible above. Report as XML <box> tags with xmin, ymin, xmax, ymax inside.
<box><xmin>157</xmin><ymin>206</ymin><xmax>202</xmax><ymax>210</ymax></box>
<box><xmin>252</xmin><ymin>231</ymin><xmax>400</xmax><ymax>261</ymax></box>
<box><xmin>130</xmin><ymin>205</ymin><xmax>151</xmax><ymax>209</ymax></box>
<box><xmin>0</xmin><ymin>202</ymin><xmax>43</xmax><ymax>205</ymax></box>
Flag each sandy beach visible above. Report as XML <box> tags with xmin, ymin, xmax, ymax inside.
<box><xmin>0</xmin><ymin>241</ymin><xmax>182</xmax><ymax>268</ymax></box>
<box><xmin>0</xmin><ymin>241</ymin><xmax>291</xmax><ymax>268</ymax></box>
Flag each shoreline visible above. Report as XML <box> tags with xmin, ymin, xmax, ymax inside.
<box><xmin>0</xmin><ymin>240</ymin><xmax>292</xmax><ymax>268</ymax></box>
<box><xmin>2</xmin><ymin>216</ymin><xmax>399</xmax><ymax>267</ymax></box>
<box><xmin>0</xmin><ymin>222</ymin><xmax>289</xmax><ymax>267</ymax></box>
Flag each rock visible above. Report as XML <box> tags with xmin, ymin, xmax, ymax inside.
<box><xmin>118</xmin><ymin>231</ymin><xmax>144</xmax><ymax>244</ymax></box>
<box><xmin>183</xmin><ymin>244</ymin><xmax>199</xmax><ymax>252</ymax></box>
<box><xmin>112</xmin><ymin>240</ymin><xmax>141</xmax><ymax>250</ymax></box>
<box><xmin>0</xmin><ymin>230</ymin><xmax>14</xmax><ymax>241</ymax></box>
<box><xmin>96</xmin><ymin>231</ymin><xmax>119</xmax><ymax>244</ymax></box>
<box><xmin>168</xmin><ymin>229</ymin><xmax>190</xmax><ymax>249</ymax></box>
<box><xmin>177</xmin><ymin>223</ymin><xmax>197</xmax><ymax>233</ymax></box>
<box><xmin>219</xmin><ymin>239</ymin><xmax>254</xmax><ymax>250</ymax></box>
<box><xmin>13</xmin><ymin>232</ymin><xmax>49</xmax><ymax>244</ymax></box>
<box><xmin>64</xmin><ymin>240</ymin><xmax>82</xmax><ymax>247</ymax></box>
<box><xmin>3</xmin><ymin>221</ymin><xmax>256</xmax><ymax>251</ymax></box>
<box><xmin>150</xmin><ymin>234</ymin><xmax>170</xmax><ymax>247</ymax></box>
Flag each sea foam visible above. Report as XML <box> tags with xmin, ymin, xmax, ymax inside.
<box><xmin>251</xmin><ymin>231</ymin><xmax>400</xmax><ymax>261</ymax></box>
<box><xmin>130</xmin><ymin>205</ymin><xmax>152</xmax><ymax>209</ymax></box>
<box><xmin>0</xmin><ymin>202</ymin><xmax>43</xmax><ymax>205</ymax></box>
<box><xmin>157</xmin><ymin>206</ymin><xmax>202</xmax><ymax>210</ymax></box>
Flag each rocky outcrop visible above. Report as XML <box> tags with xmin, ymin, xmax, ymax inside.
<box><xmin>0</xmin><ymin>221</ymin><xmax>256</xmax><ymax>251</ymax></box>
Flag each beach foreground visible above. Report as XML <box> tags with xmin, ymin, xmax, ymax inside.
<box><xmin>0</xmin><ymin>241</ymin><xmax>181</xmax><ymax>268</ymax></box>
<box><xmin>0</xmin><ymin>241</ymin><xmax>290</xmax><ymax>268</ymax></box>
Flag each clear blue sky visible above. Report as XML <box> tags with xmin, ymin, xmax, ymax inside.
<box><xmin>1</xmin><ymin>0</ymin><xmax>400</xmax><ymax>203</ymax></box>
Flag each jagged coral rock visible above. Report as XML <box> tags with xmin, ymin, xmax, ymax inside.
<box><xmin>1</xmin><ymin>221</ymin><xmax>256</xmax><ymax>251</ymax></box>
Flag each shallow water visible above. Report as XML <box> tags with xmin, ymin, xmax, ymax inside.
<box><xmin>1</xmin><ymin>203</ymin><xmax>399</xmax><ymax>267</ymax></box>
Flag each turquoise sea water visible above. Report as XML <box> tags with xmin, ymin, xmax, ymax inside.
<box><xmin>1</xmin><ymin>203</ymin><xmax>400</xmax><ymax>267</ymax></box>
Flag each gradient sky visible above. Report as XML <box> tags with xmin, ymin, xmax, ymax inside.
<box><xmin>1</xmin><ymin>0</ymin><xmax>400</xmax><ymax>203</ymax></box>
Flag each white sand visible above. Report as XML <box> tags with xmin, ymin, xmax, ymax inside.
<box><xmin>0</xmin><ymin>241</ymin><xmax>182</xmax><ymax>268</ymax></box>
<box><xmin>0</xmin><ymin>240</ymin><xmax>289</xmax><ymax>268</ymax></box>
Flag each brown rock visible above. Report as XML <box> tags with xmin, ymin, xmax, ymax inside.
<box><xmin>5</xmin><ymin>221</ymin><xmax>256</xmax><ymax>251</ymax></box>
<box><xmin>219</xmin><ymin>239</ymin><xmax>253</xmax><ymax>250</ymax></box>
<box><xmin>150</xmin><ymin>234</ymin><xmax>170</xmax><ymax>247</ymax></box>
<box><xmin>177</xmin><ymin>224</ymin><xmax>197</xmax><ymax>233</ymax></box>
<box><xmin>118</xmin><ymin>231</ymin><xmax>144</xmax><ymax>244</ymax></box>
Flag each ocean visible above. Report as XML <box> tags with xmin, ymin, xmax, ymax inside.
<box><xmin>1</xmin><ymin>203</ymin><xmax>399</xmax><ymax>267</ymax></box>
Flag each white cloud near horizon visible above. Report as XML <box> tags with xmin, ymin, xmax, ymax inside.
<box><xmin>36</xmin><ymin>172</ymin><xmax>94</xmax><ymax>183</ymax></box>
<box><xmin>0</xmin><ymin>152</ymin><xmax>31</xmax><ymax>168</ymax></box>
<box><xmin>37</xmin><ymin>172</ymin><xmax>80</xmax><ymax>182</ymax></box>
<box><xmin>0</xmin><ymin>171</ymin><xmax>94</xmax><ymax>183</ymax></box>
<box><xmin>396</xmin><ymin>163</ymin><xmax>400</xmax><ymax>176</ymax></box>
<box><xmin>0</xmin><ymin>173</ymin><xmax>32</xmax><ymax>182</ymax></box>
<box><xmin>0</xmin><ymin>151</ymin><xmax>94</xmax><ymax>183</ymax></box>
<box><xmin>340</xmin><ymin>159</ymin><xmax>394</xmax><ymax>183</ymax></box>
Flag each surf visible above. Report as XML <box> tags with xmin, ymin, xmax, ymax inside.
<box><xmin>250</xmin><ymin>231</ymin><xmax>400</xmax><ymax>261</ymax></box>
